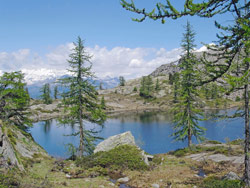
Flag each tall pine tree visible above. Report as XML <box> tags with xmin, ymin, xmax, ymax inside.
<box><xmin>58</xmin><ymin>37</ymin><xmax>106</xmax><ymax>157</ymax></box>
<box><xmin>172</xmin><ymin>21</ymin><xmax>205</xmax><ymax>147</ymax></box>
<box><xmin>40</xmin><ymin>83</ymin><xmax>52</xmax><ymax>104</ymax></box>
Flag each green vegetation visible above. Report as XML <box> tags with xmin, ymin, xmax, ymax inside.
<box><xmin>201</xmin><ymin>176</ymin><xmax>244</xmax><ymax>188</ymax></box>
<box><xmin>100</xmin><ymin>96</ymin><xmax>106</xmax><ymax>109</ymax></box>
<box><xmin>171</xmin><ymin>144</ymin><xmax>243</xmax><ymax>157</ymax></box>
<box><xmin>119</xmin><ymin>76</ymin><xmax>125</xmax><ymax>86</ymax></box>
<box><xmin>7</xmin><ymin>129</ymin><xmax>17</xmax><ymax>146</ymax></box>
<box><xmin>172</xmin><ymin>21</ymin><xmax>205</xmax><ymax>147</ymax></box>
<box><xmin>139</xmin><ymin>75</ymin><xmax>154</xmax><ymax>98</ymax></box>
<box><xmin>58</xmin><ymin>36</ymin><xmax>106</xmax><ymax>157</ymax></box>
<box><xmin>54</xmin><ymin>85</ymin><xmax>58</xmax><ymax>100</ymax></box>
<box><xmin>76</xmin><ymin>145</ymin><xmax>148</xmax><ymax>171</ymax></box>
<box><xmin>40</xmin><ymin>83</ymin><xmax>52</xmax><ymax>104</ymax></box>
<box><xmin>0</xmin><ymin>71</ymin><xmax>31</xmax><ymax>129</ymax></box>
<box><xmin>155</xmin><ymin>78</ymin><xmax>160</xmax><ymax>91</ymax></box>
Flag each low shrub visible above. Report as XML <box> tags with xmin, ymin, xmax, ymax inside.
<box><xmin>205</xmin><ymin>140</ymin><xmax>222</xmax><ymax>145</ymax></box>
<box><xmin>76</xmin><ymin>145</ymin><xmax>148</xmax><ymax>171</ymax></box>
<box><xmin>201</xmin><ymin>176</ymin><xmax>244</xmax><ymax>188</ymax></box>
<box><xmin>229</xmin><ymin>139</ymin><xmax>244</xmax><ymax>145</ymax></box>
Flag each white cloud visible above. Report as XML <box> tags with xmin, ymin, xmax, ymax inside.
<box><xmin>0</xmin><ymin>43</ymin><xmax>183</xmax><ymax>81</ymax></box>
<box><xmin>129</xmin><ymin>59</ymin><xmax>142</xmax><ymax>68</ymax></box>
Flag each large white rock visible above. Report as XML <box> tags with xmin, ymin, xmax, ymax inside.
<box><xmin>94</xmin><ymin>131</ymin><xmax>136</xmax><ymax>153</ymax></box>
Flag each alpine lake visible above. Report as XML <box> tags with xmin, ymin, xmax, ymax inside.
<box><xmin>29</xmin><ymin>109</ymin><xmax>244</xmax><ymax>158</ymax></box>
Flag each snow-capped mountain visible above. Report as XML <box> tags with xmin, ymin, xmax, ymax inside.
<box><xmin>22</xmin><ymin>69</ymin><xmax>119</xmax><ymax>99</ymax></box>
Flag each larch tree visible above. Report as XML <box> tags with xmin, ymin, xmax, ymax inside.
<box><xmin>139</xmin><ymin>76</ymin><xmax>154</xmax><ymax>98</ymax></box>
<box><xmin>0</xmin><ymin>71</ymin><xmax>31</xmax><ymax>130</ymax></box>
<box><xmin>58</xmin><ymin>36</ymin><xmax>106</xmax><ymax>157</ymax></box>
<box><xmin>172</xmin><ymin>21</ymin><xmax>205</xmax><ymax>147</ymax></box>
<box><xmin>119</xmin><ymin>76</ymin><xmax>126</xmax><ymax>86</ymax></box>
<box><xmin>121</xmin><ymin>0</ymin><xmax>250</xmax><ymax>184</ymax></box>
<box><xmin>54</xmin><ymin>85</ymin><xmax>58</xmax><ymax>100</ymax></box>
<box><xmin>40</xmin><ymin>83</ymin><xmax>52</xmax><ymax>104</ymax></box>
<box><xmin>155</xmin><ymin>78</ymin><xmax>160</xmax><ymax>91</ymax></box>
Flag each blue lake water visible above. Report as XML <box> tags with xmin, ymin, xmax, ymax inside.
<box><xmin>29</xmin><ymin>109</ymin><xmax>244</xmax><ymax>158</ymax></box>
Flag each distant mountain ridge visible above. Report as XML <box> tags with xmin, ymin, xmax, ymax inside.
<box><xmin>23</xmin><ymin>69</ymin><xmax>120</xmax><ymax>99</ymax></box>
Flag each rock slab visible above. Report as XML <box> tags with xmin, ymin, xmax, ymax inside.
<box><xmin>94</xmin><ymin>131</ymin><xmax>136</xmax><ymax>153</ymax></box>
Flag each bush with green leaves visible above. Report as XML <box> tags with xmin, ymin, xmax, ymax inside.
<box><xmin>76</xmin><ymin>145</ymin><xmax>148</xmax><ymax>171</ymax></box>
<box><xmin>201</xmin><ymin>176</ymin><xmax>244</xmax><ymax>188</ymax></box>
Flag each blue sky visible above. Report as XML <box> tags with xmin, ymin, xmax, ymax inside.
<box><xmin>0</xmin><ymin>0</ymin><xmax>235</xmax><ymax>80</ymax></box>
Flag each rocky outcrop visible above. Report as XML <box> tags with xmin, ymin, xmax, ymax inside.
<box><xmin>0</xmin><ymin>121</ymin><xmax>48</xmax><ymax>170</ymax></box>
<box><xmin>0</xmin><ymin>122</ymin><xmax>21</xmax><ymax>170</ymax></box>
<box><xmin>94</xmin><ymin>131</ymin><xmax>153</xmax><ymax>165</ymax></box>
<box><xmin>150</xmin><ymin>61</ymin><xmax>180</xmax><ymax>77</ymax></box>
<box><xmin>186</xmin><ymin>152</ymin><xmax>244</xmax><ymax>164</ymax></box>
<box><xmin>223</xmin><ymin>172</ymin><xmax>241</xmax><ymax>180</ymax></box>
<box><xmin>29</xmin><ymin>100</ymin><xmax>63</xmax><ymax>122</ymax></box>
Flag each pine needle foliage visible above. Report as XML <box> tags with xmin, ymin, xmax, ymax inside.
<box><xmin>40</xmin><ymin>83</ymin><xmax>52</xmax><ymax>104</ymax></box>
<box><xmin>58</xmin><ymin>36</ymin><xmax>106</xmax><ymax>157</ymax></box>
<box><xmin>0</xmin><ymin>71</ymin><xmax>31</xmax><ymax>129</ymax></box>
<box><xmin>172</xmin><ymin>21</ymin><xmax>205</xmax><ymax>147</ymax></box>
<box><xmin>139</xmin><ymin>76</ymin><xmax>154</xmax><ymax>98</ymax></box>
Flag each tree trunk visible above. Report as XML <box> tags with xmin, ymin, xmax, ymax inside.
<box><xmin>188</xmin><ymin>128</ymin><xmax>192</xmax><ymax>148</ymax></box>
<box><xmin>244</xmin><ymin>81</ymin><xmax>250</xmax><ymax>186</ymax></box>
<box><xmin>79</xmin><ymin>112</ymin><xmax>84</xmax><ymax>158</ymax></box>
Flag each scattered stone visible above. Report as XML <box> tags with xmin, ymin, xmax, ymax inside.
<box><xmin>117</xmin><ymin>177</ymin><xmax>130</xmax><ymax>184</ymax></box>
<box><xmin>94</xmin><ymin>131</ymin><xmax>136</xmax><ymax>153</ymax></box>
<box><xmin>99</xmin><ymin>185</ymin><xmax>105</xmax><ymax>188</ymax></box>
<box><xmin>108</xmin><ymin>182</ymin><xmax>115</xmax><ymax>186</ymax></box>
<box><xmin>151</xmin><ymin>183</ymin><xmax>160</xmax><ymax>188</ymax></box>
<box><xmin>65</xmin><ymin>174</ymin><xmax>71</xmax><ymax>179</ymax></box>
<box><xmin>141</xmin><ymin>150</ymin><xmax>154</xmax><ymax>165</ymax></box>
<box><xmin>223</xmin><ymin>172</ymin><xmax>240</xmax><ymax>180</ymax></box>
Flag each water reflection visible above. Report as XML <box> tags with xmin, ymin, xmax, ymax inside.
<box><xmin>30</xmin><ymin>109</ymin><xmax>244</xmax><ymax>158</ymax></box>
<box><xmin>42</xmin><ymin>120</ymin><xmax>52</xmax><ymax>133</ymax></box>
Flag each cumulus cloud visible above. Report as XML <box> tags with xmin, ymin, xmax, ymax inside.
<box><xmin>0</xmin><ymin>43</ymin><xmax>183</xmax><ymax>81</ymax></box>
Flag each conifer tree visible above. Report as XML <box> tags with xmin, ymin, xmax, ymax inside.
<box><xmin>99</xmin><ymin>82</ymin><xmax>103</xmax><ymax>90</ymax></box>
<box><xmin>101</xmin><ymin>96</ymin><xmax>106</xmax><ymax>109</ymax></box>
<box><xmin>172</xmin><ymin>21</ymin><xmax>205</xmax><ymax>147</ymax></box>
<box><xmin>54</xmin><ymin>85</ymin><xmax>58</xmax><ymax>100</ymax></box>
<box><xmin>155</xmin><ymin>78</ymin><xmax>160</xmax><ymax>91</ymax></box>
<box><xmin>172</xmin><ymin>73</ymin><xmax>179</xmax><ymax>103</ymax></box>
<box><xmin>0</xmin><ymin>71</ymin><xmax>31</xmax><ymax>129</ymax></box>
<box><xmin>139</xmin><ymin>76</ymin><xmax>154</xmax><ymax>98</ymax></box>
<box><xmin>40</xmin><ymin>83</ymin><xmax>52</xmax><ymax>104</ymax></box>
<box><xmin>119</xmin><ymin>76</ymin><xmax>125</xmax><ymax>86</ymax></box>
<box><xmin>58</xmin><ymin>36</ymin><xmax>106</xmax><ymax>157</ymax></box>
